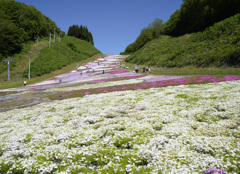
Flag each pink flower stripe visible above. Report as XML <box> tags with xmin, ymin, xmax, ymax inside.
<box><xmin>50</xmin><ymin>75</ymin><xmax>240</xmax><ymax>100</ymax></box>
<box><xmin>143</xmin><ymin>76</ymin><xmax>188</xmax><ymax>82</ymax></box>
<box><xmin>88</xmin><ymin>74</ymin><xmax>146</xmax><ymax>83</ymax></box>
<box><xmin>110</xmin><ymin>70</ymin><xmax>130</xmax><ymax>74</ymax></box>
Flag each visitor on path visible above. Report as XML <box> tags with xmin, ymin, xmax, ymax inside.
<box><xmin>24</xmin><ymin>81</ymin><xmax>27</xmax><ymax>86</ymax></box>
<box><xmin>146</xmin><ymin>66</ymin><xmax>150</xmax><ymax>73</ymax></box>
<box><xmin>103</xmin><ymin>70</ymin><xmax>105</xmax><ymax>74</ymax></box>
<box><xmin>135</xmin><ymin>67</ymin><xmax>139</xmax><ymax>73</ymax></box>
<box><xmin>143</xmin><ymin>66</ymin><xmax>145</xmax><ymax>73</ymax></box>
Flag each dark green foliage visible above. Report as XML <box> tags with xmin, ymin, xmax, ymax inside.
<box><xmin>23</xmin><ymin>36</ymin><xmax>101</xmax><ymax>77</ymax></box>
<box><xmin>67</xmin><ymin>25</ymin><xmax>94</xmax><ymax>45</ymax></box>
<box><xmin>125</xmin><ymin>14</ymin><xmax>240</xmax><ymax>68</ymax></box>
<box><xmin>122</xmin><ymin>28</ymin><xmax>156</xmax><ymax>54</ymax></box>
<box><xmin>0</xmin><ymin>0</ymin><xmax>60</xmax><ymax>59</ymax></box>
<box><xmin>121</xmin><ymin>18</ymin><xmax>163</xmax><ymax>55</ymax></box>
<box><xmin>162</xmin><ymin>0</ymin><xmax>240</xmax><ymax>36</ymax></box>
<box><xmin>147</xmin><ymin>18</ymin><xmax>164</xmax><ymax>36</ymax></box>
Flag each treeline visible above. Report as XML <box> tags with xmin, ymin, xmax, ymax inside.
<box><xmin>67</xmin><ymin>25</ymin><xmax>94</xmax><ymax>45</ymax></box>
<box><xmin>163</xmin><ymin>0</ymin><xmax>240</xmax><ymax>36</ymax></box>
<box><xmin>122</xmin><ymin>0</ymin><xmax>240</xmax><ymax>54</ymax></box>
<box><xmin>0</xmin><ymin>0</ymin><xmax>61</xmax><ymax>59</ymax></box>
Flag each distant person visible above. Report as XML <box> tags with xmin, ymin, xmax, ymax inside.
<box><xmin>143</xmin><ymin>66</ymin><xmax>145</xmax><ymax>73</ymax></box>
<box><xmin>148</xmin><ymin>66</ymin><xmax>151</xmax><ymax>73</ymax></box>
<box><xmin>24</xmin><ymin>81</ymin><xmax>27</xmax><ymax>86</ymax></box>
<box><xmin>135</xmin><ymin>66</ymin><xmax>139</xmax><ymax>73</ymax></box>
<box><xmin>146</xmin><ymin>67</ymin><xmax>149</xmax><ymax>73</ymax></box>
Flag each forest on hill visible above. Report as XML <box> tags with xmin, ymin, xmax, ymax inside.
<box><xmin>0</xmin><ymin>0</ymin><xmax>61</xmax><ymax>59</ymax></box>
<box><xmin>163</xmin><ymin>0</ymin><xmax>240</xmax><ymax>36</ymax></box>
<box><xmin>68</xmin><ymin>25</ymin><xmax>94</xmax><ymax>45</ymax></box>
<box><xmin>125</xmin><ymin>13</ymin><xmax>240</xmax><ymax>67</ymax></box>
<box><xmin>122</xmin><ymin>0</ymin><xmax>240</xmax><ymax>65</ymax></box>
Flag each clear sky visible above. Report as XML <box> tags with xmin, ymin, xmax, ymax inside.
<box><xmin>16</xmin><ymin>0</ymin><xmax>182</xmax><ymax>54</ymax></box>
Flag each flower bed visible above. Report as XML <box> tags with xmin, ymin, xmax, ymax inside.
<box><xmin>0</xmin><ymin>80</ymin><xmax>239</xmax><ymax>173</ymax></box>
<box><xmin>50</xmin><ymin>75</ymin><xmax>240</xmax><ymax>100</ymax></box>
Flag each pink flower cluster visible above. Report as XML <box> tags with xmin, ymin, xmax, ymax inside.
<box><xmin>110</xmin><ymin>70</ymin><xmax>129</xmax><ymax>74</ymax></box>
<box><xmin>50</xmin><ymin>75</ymin><xmax>240</xmax><ymax>100</ymax></box>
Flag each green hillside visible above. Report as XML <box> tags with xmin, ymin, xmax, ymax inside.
<box><xmin>125</xmin><ymin>13</ymin><xmax>240</xmax><ymax>68</ymax></box>
<box><xmin>0</xmin><ymin>0</ymin><xmax>61</xmax><ymax>59</ymax></box>
<box><xmin>122</xmin><ymin>0</ymin><xmax>240</xmax><ymax>59</ymax></box>
<box><xmin>0</xmin><ymin>0</ymin><xmax>101</xmax><ymax>87</ymax></box>
<box><xmin>162</xmin><ymin>0</ymin><xmax>240</xmax><ymax>36</ymax></box>
<box><xmin>23</xmin><ymin>36</ymin><xmax>101</xmax><ymax>77</ymax></box>
<box><xmin>0</xmin><ymin>36</ymin><xmax>101</xmax><ymax>88</ymax></box>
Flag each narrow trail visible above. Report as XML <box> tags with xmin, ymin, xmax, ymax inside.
<box><xmin>0</xmin><ymin>54</ymin><xmax>240</xmax><ymax>112</ymax></box>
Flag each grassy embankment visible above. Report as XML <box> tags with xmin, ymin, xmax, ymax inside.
<box><xmin>0</xmin><ymin>36</ymin><xmax>102</xmax><ymax>89</ymax></box>
<box><xmin>124</xmin><ymin>14</ymin><xmax>240</xmax><ymax>75</ymax></box>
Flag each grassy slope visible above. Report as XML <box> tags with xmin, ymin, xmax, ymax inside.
<box><xmin>0</xmin><ymin>36</ymin><xmax>102</xmax><ymax>89</ymax></box>
<box><xmin>23</xmin><ymin>36</ymin><xmax>101</xmax><ymax>77</ymax></box>
<box><xmin>125</xmin><ymin>13</ymin><xmax>240</xmax><ymax>69</ymax></box>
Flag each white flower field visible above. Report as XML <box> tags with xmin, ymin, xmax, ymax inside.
<box><xmin>0</xmin><ymin>55</ymin><xmax>239</xmax><ymax>173</ymax></box>
<box><xmin>1</xmin><ymin>80</ymin><xmax>240</xmax><ymax>173</ymax></box>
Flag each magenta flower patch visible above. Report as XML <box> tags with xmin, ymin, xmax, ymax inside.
<box><xmin>50</xmin><ymin>75</ymin><xmax>240</xmax><ymax>100</ymax></box>
<box><xmin>110</xmin><ymin>70</ymin><xmax>129</xmax><ymax>74</ymax></box>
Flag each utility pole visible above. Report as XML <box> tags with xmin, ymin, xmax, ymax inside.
<box><xmin>49</xmin><ymin>33</ymin><xmax>52</xmax><ymax>48</ymax></box>
<box><xmin>3</xmin><ymin>58</ymin><xmax>15</xmax><ymax>81</ymax></box>
<box><xmin>29</xmin><ymin>51</ymin><xmax>32</xmax><ymax>80</ymax></box>
<box><xmin>59</xmin><ymin>32</ymin><xmax>61</xmax><ymax>42</ymax></box>
<box><xmin>54</xmin><ymin>28</ymin><xmax>56</xmax><ymax>43</ymax></box>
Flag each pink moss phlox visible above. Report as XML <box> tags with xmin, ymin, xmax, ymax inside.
<box><xmin>202</xmin><ymin>166</ymin><xmax>228</xmax><ymax>174</ymax></box>
<box><xmin>110</xmin><ymin>70</ymin><xmax>129</xmax><ymax>74</ymax></box>
<box><xmin>144</xmin><ymin>76</ymin><xmax>188</xmax><ymax>82</ymax></box>
<box><xmin>52</xmin><ymin>75</ymin><xmax>240</xmax><ymax>100</ymax></box>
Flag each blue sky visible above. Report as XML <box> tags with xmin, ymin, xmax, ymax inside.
<box><xmin>16</xmin><ymin>0</ymin><xmax>182</xmax><ymax>54</ymax></box>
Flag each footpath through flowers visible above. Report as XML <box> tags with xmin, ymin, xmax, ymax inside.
<box><xmin>0</xmin><ymin>55</ymin><xmax>240</xmax><ymax>173</ymax></box>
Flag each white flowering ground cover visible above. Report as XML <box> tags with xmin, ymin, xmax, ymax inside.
<box><xmin>0</xmin><ymin>79</ymin><xmax>240</xmax><ymax>173</ymax></box>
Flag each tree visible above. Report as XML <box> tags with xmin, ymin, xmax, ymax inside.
<box><xmin>147</xmin><ymin>18</ymin><xmax>163</xmax><ymax>36</ymax></box>
<box><xmin>67</xmin><ymin>25</ymin><xmax>94</xmax><ymax>45</ymax></box>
